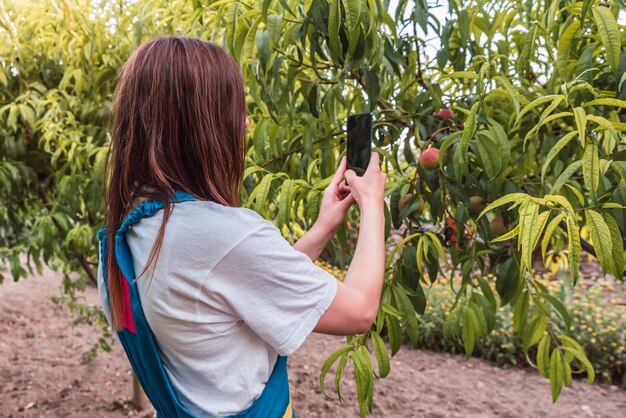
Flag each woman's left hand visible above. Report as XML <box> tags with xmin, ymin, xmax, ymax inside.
<box><xmin>315</xmin><ymin>156</ymin><xmax>356</xmax><ymax>234</ymax></box>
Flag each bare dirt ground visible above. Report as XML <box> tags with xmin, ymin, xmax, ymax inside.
<box><xmin>1</xmin><ymin>267</ymin><xmax>625</xmax><ymax>418</ymax></box>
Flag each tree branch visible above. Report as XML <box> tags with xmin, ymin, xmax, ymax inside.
<box><xmin>260</xmin><ymin>131</ymin><xmax>344</xmax><ymax>167</ymax></box>
<box><xmin>558</xmin><ymin>221</ymin><xmax>596</xmax><ymax>256</ymax></box>
<box><xmin>77</xmin><ymin>254</ymin><xmax>98</xmax><ymax>285</ymax></box>
<box><xmin>37</xmin><ymin>188</ymin><xmax>97</xmax><ymax>285</ymax></box>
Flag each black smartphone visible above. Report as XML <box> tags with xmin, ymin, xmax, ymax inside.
<box><xmin>346</xmin><ymin>112</ymin><xmax>373</xmax><ymax>176</ymax></box>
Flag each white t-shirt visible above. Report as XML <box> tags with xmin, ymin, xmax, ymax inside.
<box><xmin>96</xmin><ymin>199</ymin><xmax>338</xmax><ymax>417</ymax></box>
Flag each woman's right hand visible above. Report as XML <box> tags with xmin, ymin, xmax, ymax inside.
<box><xmin>313</xmin><ymin>151</ymin><xmax>387</xmax><ymax>335</ymax></box>
<box><xmin>344</xmin><ymin>152</ymin><xmax>386</xmax><ymax>208</ymax></box>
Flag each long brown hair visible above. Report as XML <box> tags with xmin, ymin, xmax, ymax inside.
<box><xmin>103</xmin><ymin>36</ymin><xmax>246</xmax><ymax>331</ymax></box>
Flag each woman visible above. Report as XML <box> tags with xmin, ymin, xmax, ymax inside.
<box><xmin>97</xmin><ymin>36</ymin><xmax>386</xmax><ymax>417</ymax></box>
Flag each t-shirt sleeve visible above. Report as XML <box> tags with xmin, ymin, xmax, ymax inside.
<box><xmin>208</xmin><ymin>220</ymin><xmax>338</xmax><ymax>356</ymax></box>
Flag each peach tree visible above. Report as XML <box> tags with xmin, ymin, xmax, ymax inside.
<box><xmin>1</xmin><ymin>0</ymin><xmax>625</xmax><ymax>415</ymax></box>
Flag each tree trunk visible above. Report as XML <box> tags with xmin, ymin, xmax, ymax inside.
<box><xmin>131</xmin><ymin>372</ymin><xmax>147</xmax><ymax>410</ymax></box>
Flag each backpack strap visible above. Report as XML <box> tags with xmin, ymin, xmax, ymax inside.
<box><xmin>98</xmin><ymin>190</ymin><xmax>293</xmax><ymax>417</ymax></box>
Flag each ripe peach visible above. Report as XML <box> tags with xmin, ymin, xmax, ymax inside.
<box><xmin>419</xmin><ymin>148</ymin><xmax>440</xmax><ymax>171</ymax></box>
<box><xmin>398</xmin><ymin>193</ymin><xmax>424</xmax><ymax>215</ymax></box>
<box><xmin>437</xmin><ymin>108</ymin><xmax>454</xmax><ymax>119</ymax></box>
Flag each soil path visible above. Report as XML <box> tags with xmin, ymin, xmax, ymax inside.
<box><xmin>1</xmin><ymin>268</ymin><xmax>625</xmax><ymax>418</ymax></box>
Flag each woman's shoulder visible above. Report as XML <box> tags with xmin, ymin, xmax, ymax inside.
<box><xmin>173</xmin><ymin>199</ymin><xmax>272</xmax><ymax>235</ymax></box>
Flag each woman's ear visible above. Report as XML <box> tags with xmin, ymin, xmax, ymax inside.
<box><xmin>244</xmin><ymin>117</ymin><xmax>249</xmax><ymax>129</ymax></box>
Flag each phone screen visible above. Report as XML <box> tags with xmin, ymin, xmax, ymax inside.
<box><xmin>347</xmin><ymin>113</ymin><xmax>372</xmax><ymax>176</ymax></box>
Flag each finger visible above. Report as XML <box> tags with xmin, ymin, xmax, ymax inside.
<box><xmin>338</xmin><ymin>182</ymin><xmax>351</xmax><ymax>193</ymax></box>
<box><xmin>337</xmin><ymin>188</ymin><xmax>351</xmax><ymax>200</ymax></box>
<box><xmin>330</xmin><ymin>156</ymin><xmax>348</xmax><ymax>187</ymax></box>
<box><xmin>339</xmin><ymin>192</ymin><xmax>356</xmax><ymax>210</ymax></box>
<box><xmin>344</xmin><ymin>169</ymin><xmax>357</xmax><ymax>185</ymax></box>
<box><xmin>366</xmin><ymin>152</ymin><xmax>380</xmax><ymax>171</ymax></box>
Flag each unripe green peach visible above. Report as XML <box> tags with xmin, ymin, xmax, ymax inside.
<box><xmin>490</xmin><ymin>216</ymin><xmax>508</xmax><ymax>236</ymax></box>
<box><xmin>469</xmin><ymin>196</ymin><xmax>486</xmax><ymax>215</ymax></box>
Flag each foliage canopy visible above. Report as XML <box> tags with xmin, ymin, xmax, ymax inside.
<box><xmin>1</xmin><ymin>0</ymin><xmax>625</xmax><ymax>414</ymax></box>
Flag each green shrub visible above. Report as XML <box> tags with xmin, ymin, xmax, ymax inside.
<box><xmin>417</xmin><ymin>272</ymin><xmax>626</xmax><ymax>387</ymax></box>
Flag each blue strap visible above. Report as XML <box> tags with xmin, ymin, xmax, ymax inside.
<box><xmin>98</xmin><ymin>190</ymin><xmax>293</xmax><ymax>418</ymax></box>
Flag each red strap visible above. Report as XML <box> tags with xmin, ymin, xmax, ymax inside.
<box><xmin>121</xmin><ymin>275</ymin><xmax>137</xmax><ymax>333</ymax></box>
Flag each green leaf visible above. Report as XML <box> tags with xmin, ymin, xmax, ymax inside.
<box><xmin>557</xmin><ymin>20</ymin><xmax>580</xmax><ymax>79</ymax></box>
<box><xmin>592</xmin><ymin>6</ymin><xmax>621</xmax><ymax>76</ymax></box>
<box><xmin>523</xmin><ymin>95</ymin><xmax>564</xmax><ymax>150</ymax></box>
<box><xmin>513</xmin><ymin>291</ymin><xmax>529</xmax><ymax>333</ymax></box>
<box><xmin>255</xmin><ymin>29</ymin><xmax>270</xmax><ymax>66</ymax></box>
<box><xmin>342</xmin><ymin>0</ymin><xmax>361</xmax><ymax>31</ymax></box>
<box><xmin>585</xmin><ymin>209</ymin><xmax>614</xmax><ymax>276</ymax></box>
<box><xmin>558</xmin><ymin>334</ymin><xmax>586</xmax><ymax>353</ymax></box>
<box><xmin>551</xmin><ymin>160</ymin><xmax>583</xmax><ymax>192</ymax></box>
<box><xmin>278</xmin><ymin>179</ymin><xmax>295</xmax><ymax>228</ymax></box>
<box><xmin>496</xmin><ymin>257</ymin><xmax>522</xmax><ymax>306</ymax></box>
<box><xmin>524</xmin><ymin>111</ymin><xmax>573</xmax><ymax>144</ymax></box>
<box><xmin>583</xmin><ymin>98</ymin><xmax>626</xmax><ymax>109</ymax></box>
<box><xmin>381</xmin><ymin>303</ymin><xmax>401</xmax><ymax>318</ymax></box>
<box><xmin>523</xmin><ymin>314</ymin><xmax>547</xmax><ymax>352</ymax></box>
<box><xmin>549</xmin><ymin>348</ymin><xmax>564</xmax><ymax>403</ymax></box>
<box><xmin>478</xmin><ymin>193</ymin><xmax>529</xmax><ymax>219</ymax></box>
<box><xmin>487</xmin><ymin>119</ymin><xmax>510</xmax><ymax>169</ymax></box>
<box><xmin>580</xmin><ymin>0</ymin><xmax>592</xmax><ymax>24</ymax></box>
<box><xmin>385</xmin><ymin>314</ymin><xmax>402</xmax><ymax>355</ymax></box>
<box><xmin>541</xmin><ymin>213</ymin><xmax>567</xmax><ymax>261</ymax></box>
<box><xmin>462</xmin><ymin>306</ymin><xmax>479</xmax><ymax>358</ymax></box>
<box><xmin>254</xmin><ymin>173</ymin><xmax>274</xmax><ymax>212</ymax></box>
<box><xmin>492</xmin><ymin>224</ymin><xmax>519</xmax><ymax>242</ymax></box>
<box><xmin>266</xmin><ymin>14</ymin><xmax>283</xmax><ymax>44</ymax></box>
<box><xmin>583</xmin><ymin>144</ymin><xmax>599</xmax><ymax>202</ymax></box>
<box><xmin>543</xmin><ymin>195</ymin><xmax>576</xmax><ymax>220</ymax></box>
<box><xmin>328</xmin><ymin>0</ymin><xmax>343</xmax><ymax>58</ymax></box>
<box><xmin>573</xmin><ymin>107</ymin><xmax>587</xmax><ymax>146</ymax></box>
<box><xmin>352</xmin><ymin>346</ymin><xmax>373</xmax><ymax>417</ymax></box>
<box><xmin>371</xmin><ymin>331</ymin><xmax>390</xmax><ymax>378</ymax></box>
<box><xmin>424</xmin><ymin>232</ymin><xmax>448</xmax><ymax>266</ymax></box>
<box><xmin>393</xmin><ymin>286</ymin><xmax>419</xmax><ymax>347</ymax></box>
<box><xmin>517</xmin><ymin>95</ymin><xmax>564</xmax><ymax>125</ymax></box>
<box><xmin>531</xmin><ymin>211</ymin><xmax>550</xmax><ymax>254</ymax></box>
<box><xmin>519</xmin><ymin>201</ymin><xmax>540</xmax><ymax>270</ymax></box>
<box><xmin>561</xmin><ymin>347</ymin><xmax>595</xmax><ymax>384</ymax></box>
<box><xmin>538</xmin><ymin>293</ymin><xmax>572</xmax><ymax>329</ymax></box>
<box><xmin>603</xmin><ymin>212</ymin><xmax>624</xmax><ymax>278</ymax></box>
<box><xmin>537</xmin><ymin>334</ymin><xmax>551</xmax><ymax>378</ymax></box>
<box><xmin>476</xmin><ymin>131</ymin><xmax>502</xmax><ymax>180</ymax></box>
<box><xmin>456</xmin><ymin>101</ymin><xmax>480</xmax><ymax>182</ymax></box>
<box><xmin>476</xmin><ymin>276</ymin><xmax>496</xmax><ymax>309</ymax></box>
<box><xmin>566</xmin><ymin>215</ymin><xmax>581</xmax><ymax>284</ymax></box>
<box><xmin>493</xmin><ymin>76</ymin><xmax>520</xmax><ymax>115</ymax></box>
<box><xmin>335</xmin><ymin>354</ymin><xmax>348</xmax><ymax>401</ymax></box>
<box><xmin>319</xmin><ymin>345</ymin><xmax>353</xmax><ymax>398</ymax></box>
<box><xmin>442</xmin><ymin>71</ymin><xmax>479</xmax><ymax>79</ymax></box>
<box><xmin>438</xmin><ymin>131</ymin><xmax>463</xmax><ymax>168</ymax></box>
